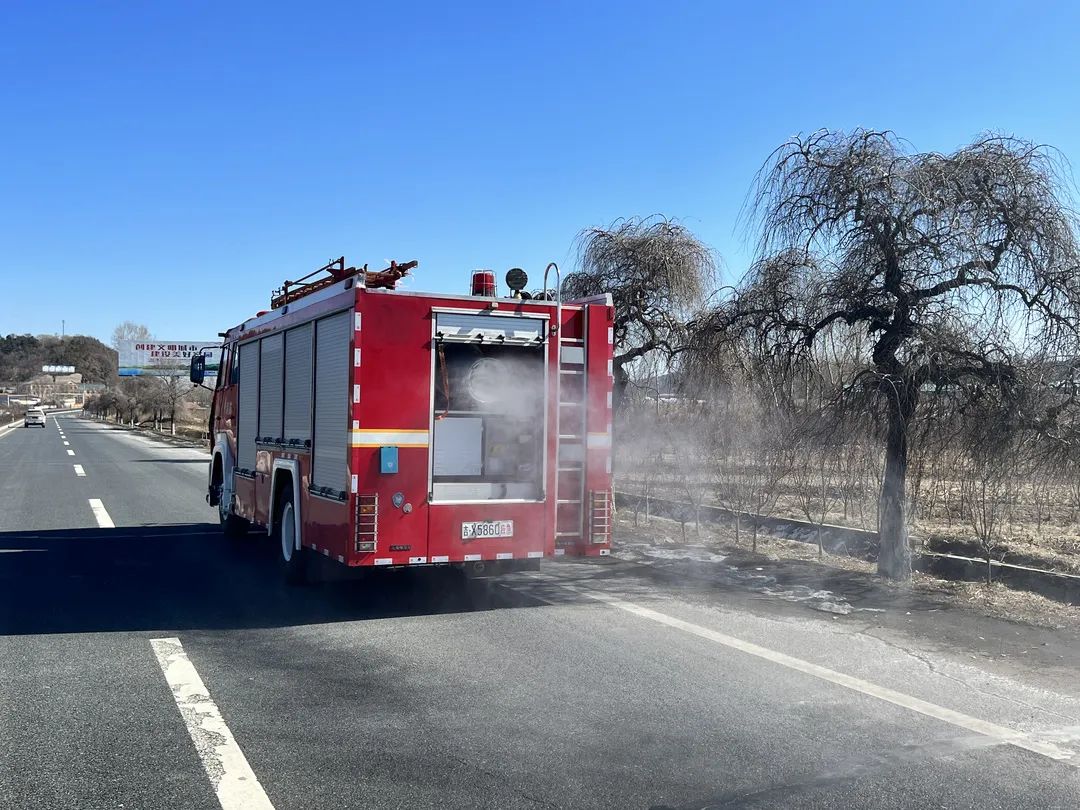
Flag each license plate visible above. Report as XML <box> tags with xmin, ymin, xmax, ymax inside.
<box><xmin>461</xmin><ymin>520</ymin><xmax>514</xmax><ymax>540</ymax></box>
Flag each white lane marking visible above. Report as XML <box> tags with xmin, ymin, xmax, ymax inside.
<box><xmin>150</xmin><ymin>638</ymin><xmax>275</xmax><ymax>810</ymax></box>
<box><xmin>553</xmin><ymin>582</ymin><xmax>1076</xmax><ymax>764</ymax></box>
<box><xmin>63</xmin><ymin>440</ymin><xmax>69</xmax><ymax>446</ymax></box>
<box><xmin>87</xmin><ymin>498</ymin><xmax>114</xmax><ymax>528</ymax></box>
<box><xmin>73</xmin><ymin>464</ymin><xmax>85</xmax><ymax>477</ymax></box>
<box><xmin>67</xmin><ymin>449</ymin><xmax>75</xmax><ymax>456</ymax></box>
<box><xmin>0</xmin><ymin>422</ymin><xmax>23</xmax><ymax>438</ymax></box>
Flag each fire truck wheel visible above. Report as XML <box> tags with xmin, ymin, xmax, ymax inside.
<box><xmin>274</xmin><ymin>491</ymin><xmax>309</xmax><ymax>584</ymax></box>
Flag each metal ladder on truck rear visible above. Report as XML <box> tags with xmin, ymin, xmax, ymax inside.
<box><xmin>545</xmin><ymin>263</ymin><xmax>588</xmax><ymax>553</ymax></box>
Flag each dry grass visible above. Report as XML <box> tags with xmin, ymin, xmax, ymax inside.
<box><xmin>907</xmin><ymin>575</ymin><xmax>1079</xmax><ymax>629</ymax></box>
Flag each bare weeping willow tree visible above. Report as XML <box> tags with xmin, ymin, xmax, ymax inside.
<box><xmin>693</xmin><ymin>130</ymin><xmax>1080</xmax><ymax>581</ymax></box>
<box><xmin>564</xmin><ymin>217</ymin><xmax>717</xmax><ymax>409</ymax></box>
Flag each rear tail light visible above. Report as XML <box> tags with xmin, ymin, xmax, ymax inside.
<box><xmin>355</xmin><ymin>493</ymin><xmax>378</xmax><ymax>553</ymax></box>
<box><xmin>589</xmin><ymin>490</ymin><xmax>611</xmax><ymax>544</ymax></box>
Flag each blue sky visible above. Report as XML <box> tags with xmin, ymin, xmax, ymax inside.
<box><xmin>2</xmin><ymin>1</ymin><xmax>1078</xmax><ymax>344</ymax></box>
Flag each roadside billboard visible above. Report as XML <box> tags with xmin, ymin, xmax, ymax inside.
<box><xmin>118</xmin><ymin>341</ymin><xmax>221</xmax><ymax>377</ymax></box>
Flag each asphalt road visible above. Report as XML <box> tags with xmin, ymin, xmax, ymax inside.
<box><xmin>2</xmin><ymin>415</ymin><xmax>1079</xmax><ymax>809</ymax></box>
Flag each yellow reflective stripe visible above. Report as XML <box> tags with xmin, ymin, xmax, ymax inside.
<box><xmin>350</xmin><ymin>429</ymin><xmax>429</xmax><ymax>447</ymax></box>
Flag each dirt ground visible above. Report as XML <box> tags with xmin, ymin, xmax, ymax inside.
<box><xmin>613</xmin><ymin>511</ymin><xmax>1080</xmax><ymax>630</ymax></box>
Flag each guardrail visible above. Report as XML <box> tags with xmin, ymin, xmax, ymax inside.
<box><xmin>615</xmin><ymin>490</ymin><xmax>1080</xmax><ymax>605</ymax></box>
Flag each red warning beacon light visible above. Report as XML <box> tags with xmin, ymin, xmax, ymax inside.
<box><xmin>470</xmin><ymin>269</ymin><xmax>496</xmax><ymax>297</ymax></box>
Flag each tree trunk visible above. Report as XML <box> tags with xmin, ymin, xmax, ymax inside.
<box><xmin>877</xmin><ymin>383</ymin><xmax>915</xmax><ymax>582</ymax></box>
<box><xmin>612</xmin><ymin>362</ymin><xmax>631</xmax><ymax>417</ymax></box>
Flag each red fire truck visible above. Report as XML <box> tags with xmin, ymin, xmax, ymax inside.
<box><xmin>191</xmin><ymin>258</ymin><xmax>613</xmax><ymax>581</ymax></box>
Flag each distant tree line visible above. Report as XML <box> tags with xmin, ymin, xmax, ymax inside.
<box><xmin>84</xmin><ymin>375</ymin><xmax>210</xmax><ymax>435</ymax></box>
<box><xmin>0</xmin><ymin>333</ymin><xmax>117</xmax><ymax>383</ymax></box>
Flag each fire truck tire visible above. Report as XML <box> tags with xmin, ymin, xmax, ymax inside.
<box><xmin>274</xmin><ymin>490</ymin><xmax>309</xmax><ymax>584</ymax></box>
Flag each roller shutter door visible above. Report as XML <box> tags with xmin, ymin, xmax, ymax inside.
<box><xmin>435</xmin><ymin>312</ymin><xmax>544</xmax><ymax>343</ymax></box>
<box><xmin>283</xmin><ymin>323</ymin><xmax>313</xmax><ymax>445</ymax></box>
<box><xmin>237</xmin><ymin>340</ymin><xmax>259</xmax><ymax>472</ymax></box>
<box><xmin>311</xmin><ymin>311</ymin><xmax>351</xmax><ymax>495</ymax></box>
<box><xmin>258</xmin><ymin>333</ymin><xmax>283</xmax><ymax>442</ymax></box>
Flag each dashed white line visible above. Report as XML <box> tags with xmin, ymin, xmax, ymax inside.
<box><xmin>63</xmin><ymin>440</ymin><xmax>69</xmax><ymax>446</ymax></box>
<box><xmin>87</xmin><ymin>498</ymin><xmax>114</xmax><ymax>528</ymax></box>
<box><xmin>151</xmin><ymin>638</ymin><xmax>275</xmax><ymax>810</ymax></box>
<box><xmin>66</xmin><ymin>449</ymin><xmax>75</xmax><ymax>456</ymax></box>
<box><xmin>73</xmin><ymin>464</ymin><xmax>85</xmax><ymax>477</ymax></box>
<box><xmin>548</xmin><ymin>581</ymin><xmax>1076</xmax><ymax>765</ymax></box>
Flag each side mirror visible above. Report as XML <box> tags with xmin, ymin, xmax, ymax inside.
<box><xmin>189</xmin><ymin>354</ymin><xmax>206</xmax><ymax>385</ymax></box>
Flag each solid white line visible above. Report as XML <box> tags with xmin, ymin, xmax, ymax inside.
<box><xmin>151</xmin><ymin>638</ymin><xmax>275</xmax><ymax>810</ymax></box>
<box><xmin>66</xmin><ymin>449</ymin><xmax>75</xmax><ymax>456</ymax></box>
<box><xmin>557</xmin><ymin>583</ymin><xmax>1075</xmax><ymax>763</ymax></box>
<box><xmin>73</xmin><ymin>464</ymin><xmax>85</xmax><ymax>477</ymax></box>
<box><xmin>87</xmin><ymin>498</ymin><xmax>114</xmax><ymax>528</ymax></box>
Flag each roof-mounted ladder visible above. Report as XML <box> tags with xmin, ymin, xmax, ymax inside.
<box><xmin>270</xmin><ymin>257</ymin><xmax>418</xmax><ymax>309</ymax></box>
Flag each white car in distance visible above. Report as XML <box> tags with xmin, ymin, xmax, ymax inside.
<box><xmin>23</xmin><ymin>408</ymin><xmax>46</xmax><ymax>428</ymax></box>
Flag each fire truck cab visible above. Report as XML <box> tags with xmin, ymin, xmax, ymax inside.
<box><xmin>194</xmin><ymin>258</ymin><xmax>613</xmax><ymax>581</ymax></box>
